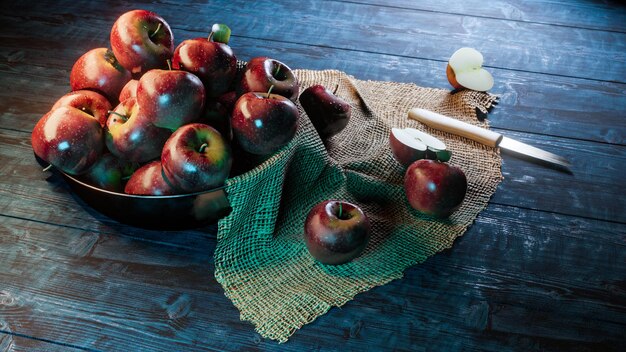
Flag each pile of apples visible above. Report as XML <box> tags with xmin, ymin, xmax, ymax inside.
<box><xmin>31</xmin><ymin>9</ymin><xmax>336</xmax><ymax>196</ymax></box>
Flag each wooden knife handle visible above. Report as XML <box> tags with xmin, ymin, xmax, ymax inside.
<box><xmin>408</xmin><ymin>108</ymin><xmax>502</xmax><ymax>148</ymax></box>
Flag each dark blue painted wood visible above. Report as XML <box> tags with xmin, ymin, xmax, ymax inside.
<box><xmin>0</xmin><ymin>0</ymin><xmax>624</xmax><ymax>351</ymax></box>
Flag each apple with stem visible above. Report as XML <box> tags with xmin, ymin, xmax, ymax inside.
<box><xmin>231</xmin><ymin>86</ymin><xmax>299</xmax><ymax>155</ymax></box>
<box><xmin>161</xmin><ymin>123</ymin><xmax>232</xmax><ymax>193</ymax></box>
<box><xmin>404</xmin><ymin>159</ymin><xmax>467</xmax><ymax>218</ymax></box>
<box><xmin>51</xmin><ymin>90</ymin><xmax>112</xmax><ymax>127</ymax></box>
<box><xmin>124</xmin><ymin>160</ymin><xmax>178</xmax><ymax>196</ymax></box>
<box><xmin>304</xmin><ymin>200</ymin><xmax>371</xmax><ymax>265</ymax></box>
<box><xmin>105</xmin><ymin>97</ymin><xmax>171</xmax><ymax>163</ymax></box>
<box><xmin>110</xmin><ymin>9</ymin><xmax>174</xmax><ymax>75</ymax></box>
<box><xmin>236</xmin><ymin>57</ymin><xmax>299</xmax><ymax>102</ymax></box>
<box><xmin>389</xmin><ymin>127</ymin><xmax>451</xmax><ymax>167</ymax></box>
<box><xmin>136</xmin><ymin>68</ymin><xmax>205</xmax><ymax>131</ymax></box>
<box><xmin>69</xmin><ymin>48</ymin><xmax>131</xmax><ymax>102</ymax></box>
<box><xmin>172</xmin><ymin>25</ymin><xmax>237</xmax><ymax>98</ymax></box>
<box><xmin>31</xmin><ymin>106</ymin><xmax>104</xmax><ymax>175</ymax></box>
<box><xmin>299</xmin><ymin>84</ymin><xmax>351</xmax><ymax>139</ymax></box>
<box><xmin>446</xmin><ymin>47</ymin><xmax>494</xmax><ymax>92</ymax></box>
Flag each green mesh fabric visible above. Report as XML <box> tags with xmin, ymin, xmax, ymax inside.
<box><xmin>214</xmin><ymin>69</ymin><xmax>501</xmax><ymax>342</ymax></box>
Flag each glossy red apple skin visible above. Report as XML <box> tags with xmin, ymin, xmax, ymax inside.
<box><xmin>404</xmin><ymin>159</ymin><xmax>467</xmax><ymax>218</ymax></box>
<box><xmin>105</xmin><ymin>98</ymin><xmax>171</xmax><ymax>163</ymax></box>
<box><xmin>236</xmin><ymin>57</ymin><xmax>299</xmax><ymax>102</ymax></box>
<box><xmin>81</xmin><ymin>153</ymin><xmax>138</xmax><ymax>192</ymax></box>
<box><xmin>69</xmin><ymin>48</ymin><xmax>131</xmax><ymax>102</ymax></box>
<box><xmin>110</xmin><ymin>9</ymin><xmax>174</xmax><ymax>75</ymax></box>
<box><xmin>299</xmin><ymin>84</ymin><xmax>351</xmax><ymax>139</ymax></box>
<box><xmin>136</xmin><ymin>69</ymin><xmax>205</xmax><ymax>131</ymax></box>
<box><xmin>231</xmin><ymin>92</ymin><xmax>299</xmax><ymax>155</ymax></box>
<box><xmin>161</xmin><ymin>123</ymin><xmax>232</xmax><ymax>193</ymax></box>
<box><xmin>124</xmin><ymin>160</ymin><xmax>178</xmax><ymax>196</ymax></box>
<box><xmin>304</xmin><ymin>200</ymin><xmax>371</xmax><ymax>265</ymax></box>
<box><xmin>118</xmin><ymin>79</ymin><xmax>138</xmax><ymax>102</ymax></box>
<box><xmin>31</xmin><ymin>106</ymin><xmax>104</xmax><ymax>175</ymax></box>
<box><xmin>51</xmin><ymin>90</ymin><xmax>112</xmax><ymax>127</ymax></box>
<box><xmin>172</xmin><ymin>38</ymin><xmax>237</xmax><ymax>98</ymax></box>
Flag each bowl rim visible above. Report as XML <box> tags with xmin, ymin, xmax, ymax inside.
<box><xmin>62</xmin><ymin>172</ymin><xmax>228</xmax><ymax>200</ymax></box>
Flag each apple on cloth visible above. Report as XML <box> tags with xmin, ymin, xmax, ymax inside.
<box><xmin>299</xmin><ymin>84</ymin><xmax>351</xmax><ymax>140</ymax></box>
<box><xmin>212</xmin><ymin>69</ymin><xmax>501</xmax><ymax>343</ymax></box>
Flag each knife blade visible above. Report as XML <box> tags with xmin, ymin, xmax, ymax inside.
<box><xmin>408</xmin><ymin>108</ymin><xmax>571</xmax><ymax>170</ymax></box>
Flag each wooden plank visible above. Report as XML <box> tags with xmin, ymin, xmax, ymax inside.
<box><xmin>349</xmin><ymin>0</ymin><xmax>626</xmax><ymax>32</ymax></box>
<box><xmin>0</xmin><ymin>204</ymin><xmax>623</xmax><ymax>351</ymax></box>
<box><xmin>1</xmin><ymin>19</ymin><xmax>624</xmax><ymax>146</ymax></box>
<box><xmin>2</xmin><ymin>0</ymin><xmax>624</xmax><ymax>83</ymax></box>
<box><xmin>0</xmin><ymin>332</ymin><xmax>92</xmax><ymax>352</ymax></box>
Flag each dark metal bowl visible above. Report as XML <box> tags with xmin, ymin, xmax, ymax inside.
<box><xmin>37</xmin><ymin>153</ymin><xmax>231</xmax><ymax>230</ymax></box>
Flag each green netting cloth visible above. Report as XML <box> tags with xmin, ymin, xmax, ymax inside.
<box><xmin>214</xmin><ymin>69</ymin><xmax>501</xmax><ymax>342</ymax></box>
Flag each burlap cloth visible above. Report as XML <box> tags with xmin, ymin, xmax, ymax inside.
<box><xmin>214</xmin><ymin>69</ymin><xmax>501</xmax><ymax>342</ymax></box>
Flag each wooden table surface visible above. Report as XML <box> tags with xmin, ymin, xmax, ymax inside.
<box><xmin>1</xmin><ymin>1</ymin><xmax>625</xmax><ymax>351</ymax></box>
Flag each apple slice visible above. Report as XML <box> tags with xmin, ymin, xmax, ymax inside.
<box><xmin>390</xmin><ymin>127</ymin><xmax>450</xmax><ymax>166</ymax></box>
<box><xmin>446</xmin><ymin>47</ymin><xmax>494</xmax><ymax>92</ymax></box>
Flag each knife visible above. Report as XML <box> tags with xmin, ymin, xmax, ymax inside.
<box><xmin>408</xmin><ymin>108</ymin><xmax>571</xmax><ymax>170</ymax></box>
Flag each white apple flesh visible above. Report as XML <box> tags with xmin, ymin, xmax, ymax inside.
<box><xmin>390</xmin><ymin>127</ymin><xmax>448</xmax><ymax>167</ymax></box>
<box><xmin>447</xmin><ymin>47</ymin><xmax>494</xmax><ymax>92</ymax></box>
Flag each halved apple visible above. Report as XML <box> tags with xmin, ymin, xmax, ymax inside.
<box><xmin>446</xmin><ymin>47</ymin><xmax>494</xmax><ymax>92</ymax></box>
<box><xmin>390</xmin><ymin>127</ymin><xmax>451</xmax><ymax>167</ymax></box>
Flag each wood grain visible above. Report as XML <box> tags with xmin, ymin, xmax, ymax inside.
<box><xmin>0</xmin><ymin>0</ymin><xmax>624</xmax><ymax>350</ymax></box>
<box><xmin>0</xmin><ymin>207</ymin><xmax>623</xmax><ymax>351</ymax></box>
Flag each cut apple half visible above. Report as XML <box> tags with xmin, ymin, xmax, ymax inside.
<box><xmin>447</xmin><ymin>47</ymin><xmax>494</xmax><ymax>92</ymax></box>
<box><xmin>389</xmin><ymin>127</ymin><xmax>450</xmax><ymax>166</ymax></box>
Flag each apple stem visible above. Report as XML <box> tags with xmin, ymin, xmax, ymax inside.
<box><xmin>274</xmin><ymin>65</ymin><xmax>281</xmax><ymax>77</ymax></box>
<box><xmin>149</xmin><ymin>22</ymin><xmax>162</xmax><ymax>38</ymax></box>
<box><xmin>108</xmin><ymin>110</ymin><xmax>127</xmax><ymax>122</ymax></box>
<box><xmin>207</xmin><ymin>31</ymin><xmax>214</xmax><ymax>42</ymax></box>
<box><xmin>266</xmin><ymin>85</ymin><xmax>274</xmax><ymax>98</ymax></box>
<box><xmin>166</xmin><ymin>59</ymin><xmax>172</xmax><ymax>71</ymax></box>
<box><xmin>42</xmin><ymin>164</ymin><xmax>53</xmax><ymax>172</ymax></box>
<box><xmin>339</xmin><ymin>202</ymin><xmax>343</xmax><ymax>219</ymax></box>
<box><xmin>333</xmin><ymin>84</ymin><xmax>339</xmax><ymax>95</ymax></box>
<box><xmin>198</xmin><ymin>143</ymin><xmax>208</xmax><ymax>153</ymax></box>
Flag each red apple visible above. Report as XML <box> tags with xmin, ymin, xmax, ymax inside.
<box><xmin>404</xmin><ymin>159</ymin><xmax>467</xmax><ymax>218</ymax></box>
<box><xmin>124</xmin><ymin>160</ymin><xmax>178</xmax><ymax>196</ymax></box>
<box><xmin>299</xmin><ymin>84</ymin><xmax>351</xmax><ymax>139</ymax></box>
<box><xmin>118</xmin><ymin>79</ymin><xmax>138</xmax><ymax>102</ymax></box>
<box><xmin>31</xmin><ymin>106</ymin><xmax>104</xmax><ymax>175</ymax></box>
<box><xmin>304</xmin><ymin>200</ymin><xmax>371</xmax><ymax>265</ymax></box>
<box><xmin>105</xmin><ymin>98</ymin><xmax>171</xmax><ymax>163</ymax></box>
<box><xmin>81</xmin><ymin>153</ymin><xmax>138</xmax><ymax>192</ymax></box>
<box><xmin>110</xmin><ymin>9</ymin><xmax>174</xmax><ymax>75</ymax></box>
<box><xmin>161</xmin><ymin>123</ymin><xmax>232</xmax><ymax>193</ymax></box>
<box><xmin>172</xmin><ymin>37</ymin><xmax>237</xmax><ymax>97</ymax></box>
<box><xmin>236</xmin><ymin>57</ymin><xmax>299</xmax><ymax>101</ymax></box>
<box><xmin>51</xmin><ymin>90</ymin><xmax>112</xmax><ymax>127</ymax></box>
<box><xmin>231</xmin><ymin>91</ymin><xmax>299</xmax><ymax>155</ymax></box>
<box><xmin>69</xmin><ymin>48</ymin><xmax>131</xmax><ymax>102</ymax></box>
<box><xmin>136</xmin><ymin>69</ymin><xmax>205</xmax><ymax>131</ymax></box>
